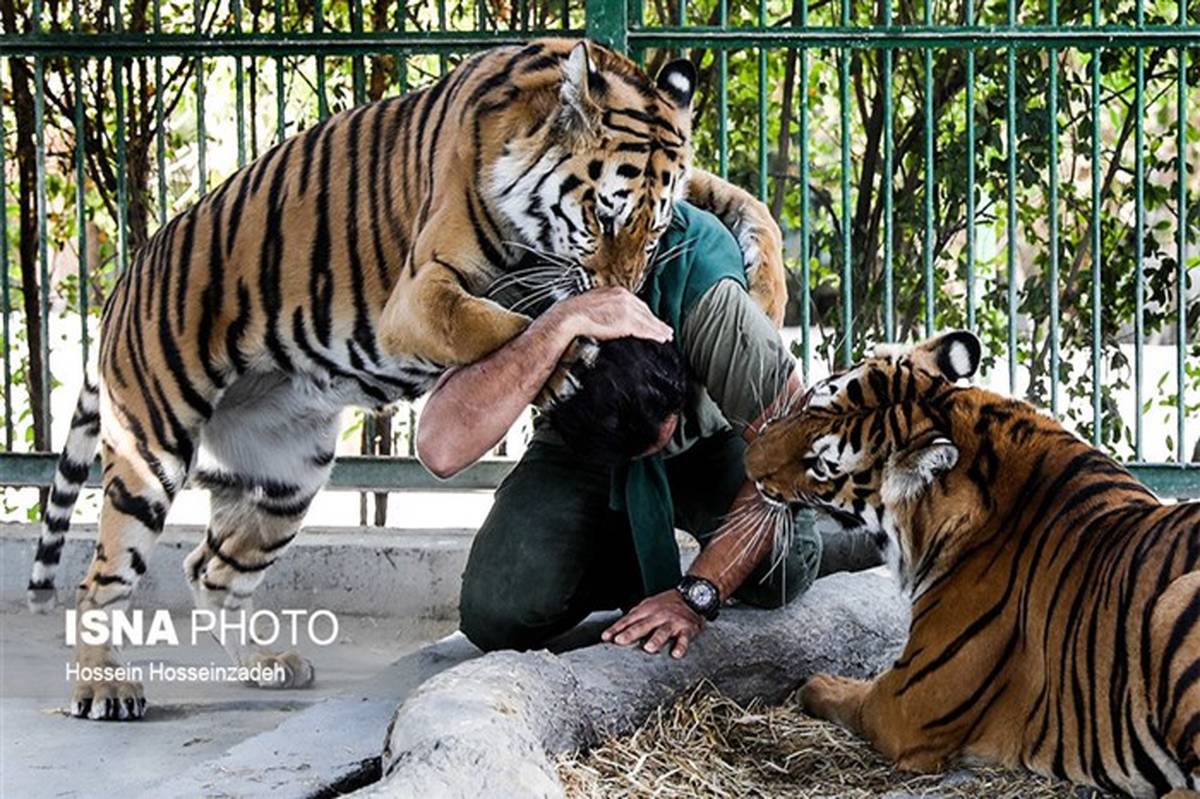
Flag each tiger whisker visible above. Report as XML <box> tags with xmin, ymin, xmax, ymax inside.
<box><xmin>719</xmin><ymin>512</ymin><xmax>775</xmax><ymax>577</ymax></box>
<box><xmin>503</xmin><ymin>240</ymin><xmax>578</xmax><ymax>269</ymax></box>
<box><xmin>649</xmin><ymin>241</ymin><xmax>692</xmax><ymax>267</ymax></box>
<box><xmin>486</xmin><ymin>273</ymin><xmax>567</xmax><ymax>297</ymax></box>
<box><xmin>508</xmin><ymin>280</ymin><xmax>572</xmax><ymax>314</ymax></box>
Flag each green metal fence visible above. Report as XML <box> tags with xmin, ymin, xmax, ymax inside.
<box><xmin>0</xmin><ymin>0</ymin><xmax>1197</xmax><ymax>500</ymax></box>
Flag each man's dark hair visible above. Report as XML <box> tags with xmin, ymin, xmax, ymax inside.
<box><xmin>547</xmin><ymin>337</ymin><xmax>688</xmax><ymax>466</ymax></box>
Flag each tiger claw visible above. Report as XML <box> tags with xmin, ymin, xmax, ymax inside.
<box><xmin>70</xmin><ymin>674</ymin><xmax>146</xmax><ymax>721</ymax></box>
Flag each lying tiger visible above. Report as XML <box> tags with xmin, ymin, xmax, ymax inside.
<box><xmin>746</xmin><ymin>331</ymin><xmax>1200</xmax><ymax>798</ymax></box>
<box><xmin>26</xmin><ymin>38</ymin><xmax>787</xmax><ymax>721</ymax></box>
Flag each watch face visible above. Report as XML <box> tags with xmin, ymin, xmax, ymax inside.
<box><xmin>688</xmin><ymin>581</ymin><xmax>716</xmax><ymax>609</ymax></box>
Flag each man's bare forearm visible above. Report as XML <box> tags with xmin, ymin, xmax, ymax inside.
<box><xmin>687</xmin><ymin>480</ymin><xmax>776</xmax><ymax>597</ymax></box>
<box><xmin>416</xmin><ymin>311</ymin><xmax>574</xmax><ymax>478</ymax></box>
<box><xmin>689</xmin><ymin>370</ymin><xmax>804</xmax><ymax>597</ymax></box>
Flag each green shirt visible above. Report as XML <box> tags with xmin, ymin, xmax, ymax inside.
<box><xmin>538</xmin><ymin>201</ymin><xmax>794</xmax><ymax>593</ymax></box>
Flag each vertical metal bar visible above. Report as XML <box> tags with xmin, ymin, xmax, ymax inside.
<box><xmin>275</xmin><ymin>0</ymin><xmax>285</xmax><ymax>142</ymax></box>
<box><xmin>1</xmin><ymin>62</ymin><xmax>13</xmax><ymax>449</ymax></box>
<box><xmin>233</xmin><ymin>0</ymin><xmax>247</xmax><ymax>168</ymax></box>
<box><xmin>351</xmin><ymin>0</ymin><xmax>365</xmax><ymax>105</ymax></box>
<box><xmin>1006</xmin><ymin>0</ymin><xmax>1017</xmax><ymax>391</ymax></box>
<box><xmin>1134</xmin><ymin>0</ymin><xmax>1145</xmax><ymax>460</ymax></box>
<box><xmin>154</xmin><ymin>0</ymin><xmax>167</xmax><ymax>226</ymax></box>
<box><xmin>922</xmin><ymin>0</ymin><xmax>935</xmax><ymax>338</ymax></box>
<box><xmin>195</xmin><ymin>0</ymin><xmax>207</xmax><ymax>194</ymax></box>
<box><xmin>73</xmin><ymin>4</ymin><xmax>89</xmax><ymax>367</ymax></box>
<box><xmin>438</xmin><ymin>0</ymin><xmax>448</xmax><ymax>74</ymax></box>
<box><xmin>586</xmin><ymin>0</ymin><xmax>629</xmax><ymax>52</ymax></box>
<box><xmin>1175</xmin><ymin>6</ymin><xmax>1188</xmax><ymax>463</ymax></box>
<box><xmin>114</xmin><ymin>0</ymin><xmax>129</xmax><ymax>272</ymax></box>
<box><xmin>883</xmin><ymin>0</ymin><xmax>894</xmax><ymax>342</ymax></box>
<box><xmin>799</xmin><ymin>0</ymin><xmax>811</xmax><ymax>380</ymax></box>
<box><xmin>1047</xmin><ymin>0</ymin><xmax>1060</xmax><ymax>415</ymax></box>
<box><xmin>1090</xmin><ymin>0</ymin><xmax>1102</xmax><ymax>446</ymax></box>
<box><xmin>677</xmin><ymin>0</ymin><xmax>686</xmax><ymax>28</ymax></box>
<box><xmin>757</xmin><ymin>0</ymin><xmax>767</xmax><ymax>202</ymax></box>
<box><xmin>34</xmin><ymin>1</ymin><xmax>52</xmax><ymax>447</ymax></box>
<box><xmin>394</xmin><ymin>0</ymin><xmax>407</xmax><ymax>94</ymax></box>
<box><xmin>965</xmin><ymin>0</ymin><xmax>976</xmax><ymax>332</ymax></box>
<box><xmin>315</xmin><ymin>0</ymin><xmax>328</xmax><ymax>117</ymax></box>
<box><xmin>718</xmin><ymin>0</ymin><xmax>728</xmax><ymax>178</ymax></box>
<box><xmin>839</xmin><ymin>0</ymin><xmax>852</xmax><ymax>367</ymax></box>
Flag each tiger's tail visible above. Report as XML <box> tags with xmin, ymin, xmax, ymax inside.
<box><xmin>27</xmin><ymin>377</ymin><xmax>100</xmax><ymax>612</ymax></box>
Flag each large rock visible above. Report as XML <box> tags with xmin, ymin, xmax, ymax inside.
<box><xmin>362</xmin><ymin>568</ymin><xmax>908</xmax><ymax>798</ymax></box>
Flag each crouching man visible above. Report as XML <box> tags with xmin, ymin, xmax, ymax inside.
<box><xmin>417</xmin><ymin>202</ymin><xmax>821</xmax><ymax>658</ymax></box>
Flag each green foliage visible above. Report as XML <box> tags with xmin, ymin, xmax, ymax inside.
<box><xmin>1</xmin><ymin>0</ymin><xmax>1196</xmax><ymax>465</ymax></box>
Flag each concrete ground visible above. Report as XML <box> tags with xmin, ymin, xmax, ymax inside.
<box><xmin>0</xmin><ymin>517</ymin><xmax>877</xmax><ymax>798</ymax></box>
<box><xmin>0</xmin><ymin>604</ymin><xmax>457</xmax><ymax>798</ymax></box>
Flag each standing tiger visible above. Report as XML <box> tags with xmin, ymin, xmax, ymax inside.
<box><xmin>26</xmin><ymin>38</ymin><xmax>788</xmax><ymax>721</ymax></box>
<box><xmin>745</xmin><ymin>331</ymin><xmax>1200</xmax><ymax>798</ymax></box>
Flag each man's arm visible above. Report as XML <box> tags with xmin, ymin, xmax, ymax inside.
<box><xmin>679</xmin><ymin>369</ymin><xmax>804</xmax><ymax>594</ymax></box>
<box><xmin>416</xmin><ymin>288</ymin><xmax>673</xmax><ymax>478</ymax></box>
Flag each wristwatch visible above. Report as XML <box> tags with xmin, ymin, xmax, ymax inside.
<box><xmin>677</xmin><ymin>575</ymin><xmax>721</xmax><ymax>621</ymax></box>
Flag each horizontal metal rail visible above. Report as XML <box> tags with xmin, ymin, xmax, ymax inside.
<box><xmin>0</xmin><ymin>453</ymin><xmax>514</xmax><ymax>492</ymax></box>
<box><xmin>629</xmin><ymin>24</ymin><xmax>1200</xmax><ymax>49</ymax></box>
<box><xmin>0</xmin><ymin>453</ymin><xmax>1197</xmax><ymax>498</ymax></box>
<box><xmin>2</xmin><ymin>25</ymin><xmax>1199</xmax><ymax>59</ymax></box>
<box><xmin>0</xmin><ymin>30</ymin><xmax>573</xmax><ymax>58</ymax></box>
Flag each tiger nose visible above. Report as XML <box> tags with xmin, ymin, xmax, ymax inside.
<box><xmin>755</xmin><ymin>480</ymin><xmax>788</xmax><ymax>505</ymax></box>
<box><xmin>598</xmin><ymin>212</ymin><xmax>616</xmax><ymax>238</ymax></box>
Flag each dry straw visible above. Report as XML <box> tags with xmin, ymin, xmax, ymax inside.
<box><xmin>556</xmin><ymin>683</ymin><xmax>1099</xmax><ymax>798</ymax></box>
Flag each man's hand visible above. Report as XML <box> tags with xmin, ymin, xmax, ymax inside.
<box><xmin>601</xmin><ymin>589</ymin><xmax>704</xmax><ymax>659</ymax></box>
<box><xmin>416</xmin><ymin>287</ymin><xmax>671</xmax><ymax>478</ymax></box>
<box><xmin>547</xmin><ymin>287</ymin><xmax>673</xmax><ymax>344</ymax></box>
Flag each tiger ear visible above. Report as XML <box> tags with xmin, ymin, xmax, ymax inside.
<box><xmin>913</xmin><ymin>330</ymin><xmax>982</xmax><ymax>382</ymax></box>
<box><xmin>560</xmin><ymin>41</ymin><xmax>601</xmax><ymax>137</ymax></box>
<box><xmin>655</xmin><ymin>58</ymin><xmax>696</xmax><ymax>109</ymax></box>
<box><xmin>881</xmin><ymin>431</ymin><xmax>959</xmax><ymax>505</ymax></box>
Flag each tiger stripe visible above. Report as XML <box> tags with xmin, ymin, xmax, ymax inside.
<box><xmin>27</xmin><ymin>37</ymin><xmax>790</xmax><ymax>721</ymax></box>
<box><xmin>749</xmin><ymin>331</ymin><xmax>1200</xmax><ymax>797</ymax></box>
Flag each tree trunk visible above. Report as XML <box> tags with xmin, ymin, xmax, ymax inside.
<box><xmin>2</xmin><ymin>2</ymin><xmax>49</xmax><ymax>453</ymax></box>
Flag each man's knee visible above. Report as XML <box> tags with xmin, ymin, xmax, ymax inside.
<box><xmin>734</xmin><ymin>521</ymin><xmax>823</xmax><ymax>610</ymax></box>
<box><xmin>458</xmin><ymin>575</ymin><xmax>572</xmax><ymax>652</ymax></box>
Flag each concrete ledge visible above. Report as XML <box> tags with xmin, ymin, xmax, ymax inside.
<box><xmin>367</xmin><ymin>569</ymin><xmax>906</xmax><ymax>798</ymax></box>
<box><xmin>0</xmin><ymin>523</ymin><xmax>473</xmax><ymax>618</ymax></box>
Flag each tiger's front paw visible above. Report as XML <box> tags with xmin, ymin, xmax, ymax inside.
<box><xmin>798</xmin><ymin>672</ymin><xmax>869</xmax><ymax>730</ymax></box>
<box><xmin>27</xmin><ymin>585</ymin><xmax>57</xmax><ymax>613</ymax></box>
<box><xmin>70</xmin><ymin>669</ymin><xmax>146</xmax><ymax>721</ymax></box>
<box><xmin>534</xmin><ymin>336</ymin><xmax>600</xmax><ymax>410</ymax></box>
<box><xmin>246</xmin><ymin>650</ymin><xmax>315</xmax><ymax>689</ymax></box>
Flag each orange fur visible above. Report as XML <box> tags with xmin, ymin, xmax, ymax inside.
<box><xmin>747</xmin><ymin>332</ymin><xmax>1200</xmax><ymax>798</ymax></box>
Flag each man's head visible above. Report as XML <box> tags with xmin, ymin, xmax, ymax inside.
<box><xmin>548</xmin><ymin>337</ymin><xmax>688</xmax><ymax>465</ymax></box>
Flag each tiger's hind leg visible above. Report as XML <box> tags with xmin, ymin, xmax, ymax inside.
<box><xmin>184</xmin><ymin>482</ymin><xmax>326</xmax><ymax>688</ymax></box>
<box><xmin>70</xmin><ymin>401</ymin><xmax>194</xmax><ymax>720</ymax></box>
<box><xmin>184</xmin><ymin>371</ymin><xmax>339</xmax><ymax>689</ymax></box>
<box><xmin>1150</xmin><ymin>571</ymin><xmax>1200</xmax><ymax>792</ymax></box>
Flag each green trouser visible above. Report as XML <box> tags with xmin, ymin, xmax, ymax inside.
<box><xmin>459</xmin><ymin>430</ymin><xmax>823</xmax><ymax>652</ymax></box>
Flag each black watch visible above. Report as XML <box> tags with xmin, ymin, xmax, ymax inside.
<box><xmin>677</xmin><ymin>576</ymin><xmax>721</xmax><ymax>621</ymax></box>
